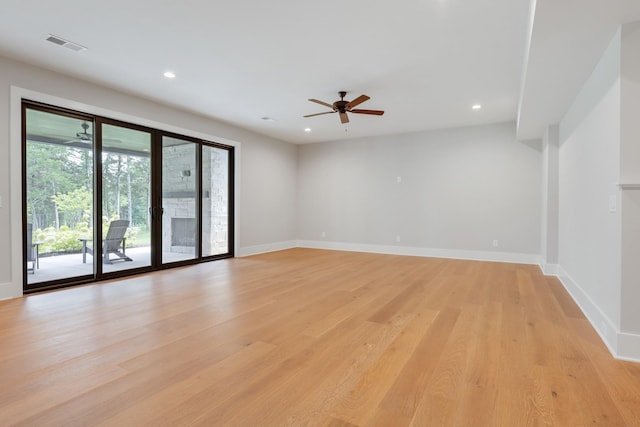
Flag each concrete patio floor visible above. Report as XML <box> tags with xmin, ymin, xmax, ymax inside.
<box><xmin>27</xmin><ymin>246</ymin><xmax>193</xmax><ymax>285</ymax></box>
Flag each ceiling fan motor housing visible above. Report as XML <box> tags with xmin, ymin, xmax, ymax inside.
<box><xmin>334</xmin><ymin>100</ymin><xmax>349</xmax><ymax>113</ymax></box>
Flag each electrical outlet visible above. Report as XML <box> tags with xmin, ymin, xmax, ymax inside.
<box><xmin>396</xmin><ymin>176</ymin><xmax>402</xmax><ymax>183</ymax></box>
<box><xmin>321</xmin><ymin>231</ymin><xmax>326</xmax><ymax>238</ymax></box>
<box><xmin>492</xmin><ymin>239</ymin><xmax>498</xmax><ymax>247</ymax></box>
<box><xmin>396</xmin><ymin>235</ymin><xmax>401</xmax><ymax>242</ymax></box>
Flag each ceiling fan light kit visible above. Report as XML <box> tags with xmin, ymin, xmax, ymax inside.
<box><xmin>304</xmin><ymin>91</ymin><xmax>384</xmax><ymax>124</ymax></box>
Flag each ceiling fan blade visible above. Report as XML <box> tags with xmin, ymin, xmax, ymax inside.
<box><xmin>346</xmin><ymin>94</ymin><xmax>370</xmax><ymax>109</ymax></box>
<box><xmin>339</xmin><ymin>112</ymin><xmax>349</xmax><ymax>124</ymax></box>
<box><xmin>308</xmin><ymin>99</ymin><xmax>335</xmax><ymax>109</ymax></box>
<box><xmin>350</xmin><ymin>109</ymin><xmax>385</xmax><ymax>116</ymax></box>
<box><xmin>304</xmin><ymin>111</ymin><xmax>336</xmax><ymax>118</ymax></box>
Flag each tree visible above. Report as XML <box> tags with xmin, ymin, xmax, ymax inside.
<box><xmin>27</xmin><ymin>142</ymin><xmax>90</xmax><ymax>230</ymax></box>
<box><xmin>51</xmin><ymin>187</ymin><xmax>92</xmax><ymax>229</ymax></box>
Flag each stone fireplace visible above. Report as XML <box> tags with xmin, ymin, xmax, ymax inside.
<box><xmin>162</xmin><ymin>140</ymin><xmax>229</xmax><ymax>257</ymax></box>
<box><xmin>171</xmin><ymin>217</ymin><xmax>196</xmax><ymax>247</ymax></box>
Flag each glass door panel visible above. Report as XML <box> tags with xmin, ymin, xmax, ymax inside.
<box><xmin>24</xmin><ymin>101</ymin><xmax>234</xmax><ymax>292</ymax></box>
<box><xmin>101</xmin><ymin>124</ymin><xmax>152</xmax><ymax>273</ymax></box>
<box><xmin>162</xmin><ymin>136</ymin><xmax>198</xmax><ymax>263</ymax></box>
<box><xmin>25</xmin><ymin>108</ymin><xmax>95</xmax><ymax>286</ymax></box>
<box><xmin>202</xmin><ymin>145</ymin><xmax>230</xmax><ymax>256</ymax></box>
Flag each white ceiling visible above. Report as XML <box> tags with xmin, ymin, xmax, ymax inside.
<box><xmin>518</xmin><ymin>0</ymin><xmax>640</xmax><ymax>140</ymax></box>
<box><xmin>0</xmin><ymin>1</ymin><xmax>638</xmax><ymax>144</ymax></box>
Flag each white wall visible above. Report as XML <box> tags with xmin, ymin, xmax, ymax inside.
<box><xmin>238</xmin><ymin>137</ymin><xmax>297</xmax><ymax>254</ymax></box>
<box><xmin>540</xmin><ymin>124</ymin><xmax>559</xmax><ymax>273</ymax></box>
<box><xmin>297</xmin><ymin>122</ymin><xmax>541</xmax><ymax>262</ymax></box>
<box><xmin>620</xmin><ymin>23</ymin><xmax>640</xmax><ymax>340</ymax></box>
<box><xmin>0</xmin><ymin>55</ymin><xmax>297</xmax><ymax>299</ymax></box>
<box><xmin>557</xmin><ymin>29</ymin><xmax>622</xmax><ymax>345</ymax></box>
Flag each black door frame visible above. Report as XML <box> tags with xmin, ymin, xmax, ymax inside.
<box><xmin>22</xmin><ymin>100</ymin><xmax>235</xmax><ymax>293</ymax></box>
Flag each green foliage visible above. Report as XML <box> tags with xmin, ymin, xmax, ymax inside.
<box><xmin>34</xmin><ymin>225</ymin><xmax>86</xmax><ymax>254</ymax></box>
<box><xmin>51</xmin><ymin>187</ymin><xmax>92</xmax><ymax>228</ymax></box>
<box><xmin>33</xmin><ymin>219</ymin><xmax>141</xmax><ymax>255</ymax></box>
<box><xmin>27</xmin><ymin>142</ymin><xmax>90</xmax><ymax>230</ymax></box>
<box><xmin>27</xmin><ymin>140</ymin><xmax>151</xmax><ymax>231</ymax></box>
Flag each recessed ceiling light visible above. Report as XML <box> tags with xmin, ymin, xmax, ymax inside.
<box><xmin>304</xmin><ymin>128</ymin><xmax>311</xmax><ymax>132</ymax></box>
<box><xmin>163</xmin><ymin>71</ymin><xmax>176</xmax><ymax>79</ymax></box>
<box><xmin>472</xmin><ymin>104</ymin><xmax>482</xmax><ymax>110</ymax></box>
<box><xmin>261</xmin><ymin>117</ymin><xmax>276</xmax><ymax>122</ymax></box>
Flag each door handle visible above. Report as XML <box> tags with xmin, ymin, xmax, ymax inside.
<box><xmin>149</xmin><ymin>207</ymin><xmax>164</xmax><ymax>219</ymax></box>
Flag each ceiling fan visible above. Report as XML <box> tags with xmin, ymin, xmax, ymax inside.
<box><xmin>63</xmin><ymin>121</ymin><xmax>119</xmax><ymax>145</ymax></box>
<box><xmin>304</xmin><ymin>91</ymin><xmax>384</xmax><ymax>124</ymax></box>
<box><xmin>75</xmin><ymin>121</ymin><xmax>92</xmax><ymax>141</ymax></box>
<box><xmin>54</xmin><ymin>121</ymin><xmax>93</xmax><ymax>145</ymax></box>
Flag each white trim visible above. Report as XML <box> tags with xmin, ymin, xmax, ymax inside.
<box><xmin>9</xmin><ymin>87</ymin><xmax>23</xmax><ymax>299</ymax></box>
<box><xmin>556</xmin><ymin>266</ymin><xmax>619</xmax><ymax>353</ymax></box>
<box><xmin>555</xmin><ymin>266</ymin><xmax>640</xmax><ymax>363</ymax></box>
<box><xmin>0</xmin><ymin>282</ymin><xmax>18</xmax><ymax>301</ymax></box>
<box><xmin>237</xmin><ymin>240</ymin><xmax>297</xmax><ymax>257</ymax></box>
<box><xmin>10</xmin><ymin>86</ymin><xmax>242</xmax><ymax>299</ymax></box>
<box><xmin>296</xmin><ymin>240</ymin><xmax>541</xmax><ymax>265</ymax></box>
<box><xmin>539</xmin><ymin>263</ymin><xmax>560</xmax><ymax>275</ymax></box>
<box><xmin>617</xmin><ymin>332</ymin><xmax>640</xmax><ymax>363</ymax></box>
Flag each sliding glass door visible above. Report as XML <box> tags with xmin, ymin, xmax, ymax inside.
<box><xmin>23</xmin><ymin>101</ymin><xmax>234</xmax><ymax>292</ymax></box>
<box><xmin>24</xmin><ymin>107</ymin><xmax>95</xmax><ymax>286</ymax></box>
<box><xmin>162</xmin><ymin>136</ymin><xmax>198</xmax><ymax>264</ymax></box>
<box><xmin>100</xmin><ymin>122</ymin><xmax>152</xmax><ymax>273</ymax></box>
<box><xmin>202</xmin><ymin>144</ymin><xmax>231</xmax><ymax>256</ymax></box>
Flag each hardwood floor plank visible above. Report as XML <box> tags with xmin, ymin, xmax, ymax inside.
<box><xmin>377</xmin><ymin>307</ymin><xmax>461</xmax><ymax>418</ymax></box>
<box><xmin>301</xmin><ymin>285</ymin><xmax>384</xmax><ymax>337</ymax></box>
<box><xmin>547</xmin><ymin>277</ymin><xmax>585</xmax><ymax>319</ymax></box>
<box><xmin>367</xmin><ymin>259</ymin><xmax>445</xmax><ymax>323</ymax></box>
<box><xmin>12</xmin><ymin>335</ymin><xmax>265</xmax><ymax>426</ymax></box>
<box><xmin>410</xmin><ymin>304</ymin><xmax>480</xmax><ymax>425</ymax></box>
<box><xmin>331</xmin><ymin>309</ymin><xmax>439</xmax><ymax>426</ymax></box>
<box><xmin>134</xmin><ymin>334</ymin><xmax>317</xmax><ymax>426</ymax></box>
<box><xmin>321</xmin><ymin>416</ymin><xmax>360</xmax><ymax>427</ymax></box>
<box><xmin>98</xmin><ymin>340</ymin><xmax>277</xmax><ymax>426</ymax></box>
<box><xmin>0</xmin><ymin>362</ymin><xmax>129</xmax><ymax>423</ymax></box>
<box><xmin>193</xmin><ymin>321</ymin><xmax>386</xmax><ymax>426</ymax></box>
<box><xmin>281</xmin><ymin>312</ymin><xmax>416</xmax><ymax>426</ymax></box>
<box><xmin>570</xmin><ymin>317</ymin><xmax>640</xmax><ymax>425</ymax></box>
<box><xmin>0</xmin><ymin>248</ymin><xmax>638</xmax><ymax>426</ymax></box>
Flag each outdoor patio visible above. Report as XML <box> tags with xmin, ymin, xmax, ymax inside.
<box><xmin>27</xmin><ymin>246</ymin><xmax>193</xmax><ymax>285</ymax></box>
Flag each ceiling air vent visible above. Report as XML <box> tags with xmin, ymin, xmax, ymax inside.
<box><xmin>45</xmin><ymin>34</ymin><xmax>87</xmax><ymax>52</ymax></box>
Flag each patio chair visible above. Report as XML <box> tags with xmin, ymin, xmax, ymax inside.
<box><xmin>26</xmin><ymin>223</ymin><xmax>41</xmax><ymax>274</ymax></box>
<box><xmin>80</xmin><ymin>220</ymin><xmax>133</xmax><ymax>264</ymax></box>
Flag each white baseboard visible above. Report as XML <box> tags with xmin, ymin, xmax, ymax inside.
<box><xmin>0</xmin><ymin>281</ymin><xmax>22</xmax><ymax>301</ymax></box>
<box><xmin>540</xmin><ymin>263</ymin><xmax>560</xmax><ymax>275</ymax></box>
<box><xmin>555</xmin><ymin>266</ymin><xmax>640</xmax><ymax>363</ymax></box>
<box><xmin>617</xmin><ymin>332</ymin><xmax>640</xmax><ymax>363</ymax></box>
<box><xmin>237</xmin><ymin>240</ymin><xmax>297</xmax><ymax>257</ymax></box>
<box><xmin>296</xmin><ymin>240</ymin><xmax>541</xmax><ymax>265</ymax></box>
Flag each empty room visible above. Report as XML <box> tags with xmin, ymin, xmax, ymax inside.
<box><xmin>1</xmin><ymin>0</ymin><xmax>640</xmax><ymax>425</ymax></box>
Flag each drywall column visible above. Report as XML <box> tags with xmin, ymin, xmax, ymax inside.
<box><xmin>619</xmin><ymin>22</ymin><xmax>640</xmax><ymax>351</ymax></box>
<box><xmin>540</xmin><ymin>124</ymin><xmax>559</xmax><ymax>273</ymax></box>
<box><xmin>557</xmin><ymin>27</ymin><xmax>622</xmax><ymax>353</ymax></box>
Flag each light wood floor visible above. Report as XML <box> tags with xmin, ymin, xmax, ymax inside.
<box><xmin>1</xmin><ymin>249</ymin><xmax>640</xmax><ymax>426</ymax></box>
